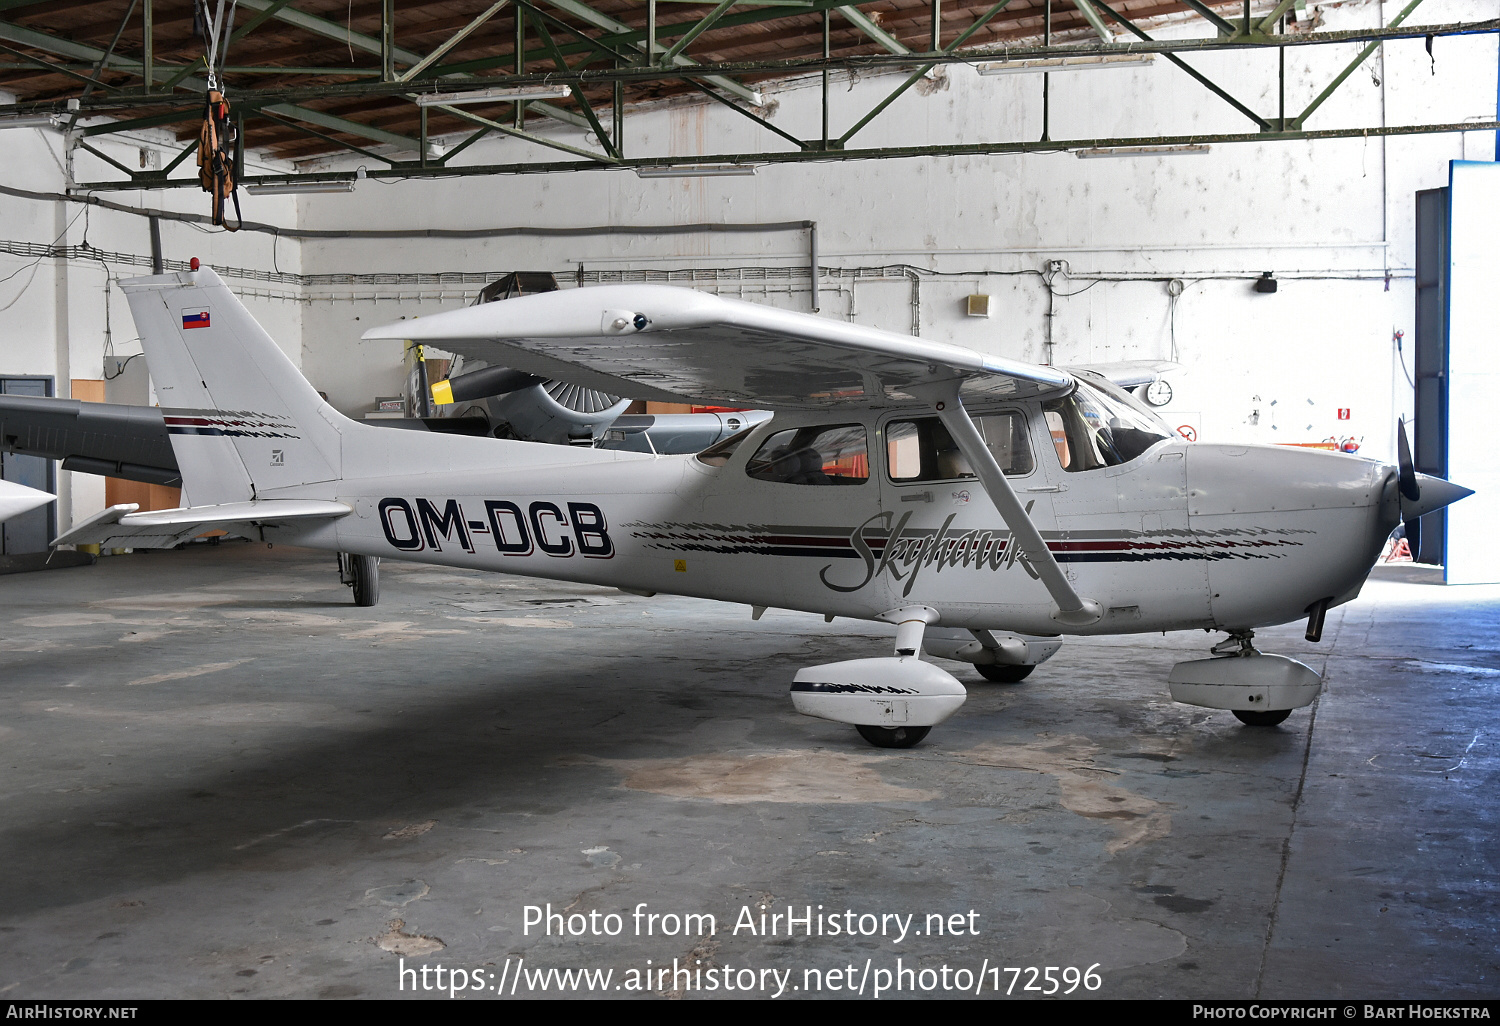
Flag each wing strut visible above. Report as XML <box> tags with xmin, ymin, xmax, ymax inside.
<box><xmin>913</xmin><ymin>381</ymin><xmax>1104</xmax><ymax>628</ymax></box>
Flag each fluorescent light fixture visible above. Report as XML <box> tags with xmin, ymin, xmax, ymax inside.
<box><xmin>634</xmin><ymin>165</ymin><xmax>758</xmax><ymax>178</ymax></box>
<box><xmin>245</xmin><ymin>179</ymin><xmax>358</xmax><ymax>195</ymax></box>
<box><xmin>0</xmin><ymin>113</ymin><xmax>61</xmax><ymax>129</ymax></box>
<box><xmin>976</xmin><ymin>54</ymin><xmax>1156</xmax><ymax>75</ymax></box>
<box><xmin>414</xmin><ymin>85</ymin><xmax>574</xmax><ymax>107</ymax></box>
<box><xmin>1076</xmin><ymin>144</ymin><xmax>1211</xmax><ymax>158</ymax></box>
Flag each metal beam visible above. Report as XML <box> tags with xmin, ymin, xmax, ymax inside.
<box><xmin>261</xmin><ymin>102</ymin><xmax>427</xmax><ymax>152</ymax></box>
<box><xmin>381</xmin><ymin>0</ymin><xmax>396</xmax><ymax>81</ymax></box>
<box><xmin>74</xmin><ymin>0</ymin><xmax>139</xmax><ymax>111</ymax></box>
<box><xmin>1177</xmin><ymin>0</ymin><xmax>1240</xmax><ymax>36</ymax></box>
<box><xmin>76</xmin><ymin>140</ymin><xmax>138</xmax><ymax>177</ymax></box>
<box><xmin>437</xmin><ymin>123</ymin><xmax>495</xmax><ymax>163</ymax></box>
<box><xmin>78</xmin><ymin>119</ymin><xmax>1500</xmax><ymax>192</ymax></box>
<box><xmin>0</xmin><ymin>40</ymin><xmax>130</xmax><ymax>92</ymax></box>
<box><xmin>13</xmin><ymin>17</ymin><xmax>1496</xmax><ymax>115</ymax></box>
<box><xmin>528</xmin><ymin>100</ymin><xmax>592</xmax><ymax>130</ymax></box>
<box><xmin>1257</xmin><ymin>0</ymin><xmax>1300</xmax><ymax>35</ymax></box>
<box><xmin>141</xmin><ymin>0</ymin><xmax>151</xmax><ymax>92</ymax></box>
<box><xmin>160</xmin><ymin>137</ymin><xmax>199</xmax><ymax>174</ymax></box>
<box><xmin>1070</xmin><ymin>0</ymin><xmax>1115</xmax><ymax>43</ymax></box>
<box><xmin>234</xmin><ymin>0</ymin><xmax>590</xmax><ymax>136</ymax></box>
<box><xmin>80</xmin><ymin>108</ymin><xmax>198</xmax><ymax>137</ymax></box>
<box><xmin>1093</xmin><ymin>1</ymin><xmax>1269</xmax><ymax>129</ymax></box>
<box><xmin>531</xmin><ymin>12</ymin><xmax>619</xmax><ymax>156</ymax></box>
<box><xmin>539</xmin><ymin>0</ymin><xmax>762</xmax><ymax>104</ymax></box>
<box><xmin>234</xmin><ymin>0</ymin><xmax>424</xmax><ymax>66</ymax></box>
<box><xmin>226</xmin><ymin>0</ymin><xmax>300</xmax><ymax>49</ymax></box>
<box><xmin>688</xmin><ymin>78</ymin><xmax>810</xmax><ymax>150</ymax></box>
<box><xmin>661</xmin><ymin>0</ymin><xmax>738</xmax><ymax>64</ymax></box>
<box><xmin>399</xmin><ymin>0</ymin><xmax>511</xmax><ymax>82</ymax></box>
<box><xmin>0</xmin><ymin>17</ymin><xmax>430</xmax><ymax>153</ymax></box>
<box><xmin>1295</xmin><ymin>0</ymin><xmax>1426</xmax><ymax>127</ymax></box>
<box><xmin>839</xmin><ymin>0</ymin><xmax>1018</xmax><ymax>145</ymax></box>
<box><xmin>437</xmin><ymin>103</ymin><xmax>620</xmax><ymax>162</ymax></box>
<box><xmin>257</xmin><ymin>107</ymin><xmax>404</xmax><ymax>164</ymax></box>
<box><xmin>838</xmin><ymin>5</ymin><xmax>912</xmax><ymax>54</ymax></box>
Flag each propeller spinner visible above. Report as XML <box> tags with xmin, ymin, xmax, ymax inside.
<box><xmin>1392</xmin><ymin>418</ymin><xmax>1475</xmax><ymax>562</ymax></box>
<box><xmin>1397</xmin><ymin>417</ymin><xmax>1422</xmax><ymax>559</ymax></box>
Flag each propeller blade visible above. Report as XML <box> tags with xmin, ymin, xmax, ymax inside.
<box><xmin>1396</xmin><ymin>417</ymin><xmax>1421</xmax><ymax>502</ymax></box>
<box><xmin>1404</xmin><ymin>514</ymin><xmax>1422</xmax><ymax>564</ymax></box>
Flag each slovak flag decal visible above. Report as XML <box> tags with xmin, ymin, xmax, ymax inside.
<box><xmin>182</xmin><ymin>309</ymin><xmax>211</xmax><ymax>329</ymax></box>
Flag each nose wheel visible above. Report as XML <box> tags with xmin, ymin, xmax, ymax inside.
<box><xmin>976</xmin><ymin>663</ymin><xmax>1035</xmax><ymax>683</ymax></box>
<box><xmin>856</xmin><ymin>725</ymin><xmax>931</xmax><ymax>748</ymax></box>
<box><xmin>1233</xmin><ymin>709</ymin><xmax>1291</xmax><ymax>727</ymax></box>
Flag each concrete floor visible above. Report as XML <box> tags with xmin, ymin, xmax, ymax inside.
<box><xmin>0</xmin><ymin>542</ymin><xmax>1495</xmax><ymax>1000</ymax></box>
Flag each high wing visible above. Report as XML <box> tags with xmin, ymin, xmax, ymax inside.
<box><xmin>363</xmin><ymin>284</ymin><xmax>1072</xmax><ymax>410</ymax></box>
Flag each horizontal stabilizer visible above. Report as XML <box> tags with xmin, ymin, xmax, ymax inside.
<box><xmin>54</xmin><ymin>499</ymin><xmax>350</xmax><ymax>550</ymax></box>
<box><xmin>0</xmin><ymin>479</ymin><xmax>54</xmax><ymax>523</ymax></box>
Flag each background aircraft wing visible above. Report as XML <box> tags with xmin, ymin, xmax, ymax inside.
<box><xmin>1068</xmin><ymin>360</ymin><xmax>1179</xmax><ymax>390</ymax></box>
<box><xmin>364</xmin><ymin>284</ymin><xmax>1071</xmax><ymax>410</ymax></box>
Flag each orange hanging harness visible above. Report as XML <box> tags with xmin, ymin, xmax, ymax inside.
<box><xmin>197</xmin><ymin>87</ymin><xmax>241</xmax><ymax>231</ymax></box>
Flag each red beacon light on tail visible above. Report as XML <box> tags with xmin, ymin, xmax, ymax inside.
<box><xmin>190</xmin><ymin>257</ymin><xmax>200</xmax><ymax>271</ymax></box>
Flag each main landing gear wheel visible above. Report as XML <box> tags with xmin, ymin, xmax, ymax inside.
<box><xmin>1233</xmin><ymin>708</ymin><xmax>1291</xmax><ymax>727</ymax></box>
<box><xmin>349</xmin><ymin>554</ymin><xmax>380</xmax><ymax>607</ymax></box>
<box><xmin>976</xmin><ymin>663</ymin><xmax>1035</xmax><ymax>683</ymax></box>
<box><xmin>856</xmin><ymin>724</ymin><xmax>931</xmax><ymax>749</ymax></box>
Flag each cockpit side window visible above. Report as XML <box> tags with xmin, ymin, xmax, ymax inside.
<box><xmin>1043</xmin><ymin>381</ymin><xmax>1172</xmax><ymax>473</ymax></box>
<box><xmin>886</xmin><ymin>412</ymin><xmax>1034</xmax><ymax>481</ymax></box>
<box><xmin>696</xmin><ymin>426</ymin><xmax>755</xmax><ymax>467</ymax></box>
<box><xmin>745</xmin><ymin>424</ymin><xmax>870</xmax><ymax>484</ymax></box>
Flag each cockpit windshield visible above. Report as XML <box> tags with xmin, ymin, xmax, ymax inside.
<box><xmin>1042</xmin><ymin>377</ymin><xmax>1174</xmax><ymax>473</ymax></box>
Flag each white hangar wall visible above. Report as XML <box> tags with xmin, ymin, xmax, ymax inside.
<box><xmin>295</xmin><ymin>0</ymin><xmax>1496</xmax><ymax>470</ymax></box>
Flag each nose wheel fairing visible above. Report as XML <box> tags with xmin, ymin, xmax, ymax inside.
<box><xmin>1167</xmin><ymin>633</ymin><xmax>1321</xmax><ymax>719</ymax></box>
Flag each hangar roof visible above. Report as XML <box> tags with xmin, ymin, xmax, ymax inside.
<box><xmin>0</xmin><ymin>0</ymin><xmax>1487</xmax><ymax>189</ymax></box>
<box><xmin>0</xmin><ymin>0</ymin><xmax>1242</xmax><ymax>161</ymax></box>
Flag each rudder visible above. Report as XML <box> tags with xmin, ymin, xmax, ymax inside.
<box><xmin>121</xmin><ymin>267</ymin><xmax>343</xmax><ymax>506</ymax></box>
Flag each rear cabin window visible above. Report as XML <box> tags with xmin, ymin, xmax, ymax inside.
<box><xmin>886</xmin><ymin>412</ymin><xmax>1034</xmax><ymax>482</ymax></box>
<box><xmin>745</xmin><ymin>424</ymin><xmax>870</xmax><ymax>484</ymax></box>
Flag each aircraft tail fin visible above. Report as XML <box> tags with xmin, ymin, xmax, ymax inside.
<box><xmin>121</xmin><ymin>267</ymin><xmax>344</xmax><ymax>506</ymax></box>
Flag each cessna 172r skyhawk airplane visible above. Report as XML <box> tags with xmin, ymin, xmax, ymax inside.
<box><xmin>56</xmin><ymin>266</ymin><xmax>1471</xmax><ymax>748</ymax></box>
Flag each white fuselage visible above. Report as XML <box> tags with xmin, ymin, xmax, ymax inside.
<box><xmin>267</xmin><ymin>400</ymin><xmax>1397</xmax><ymax>637</ymax></box>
